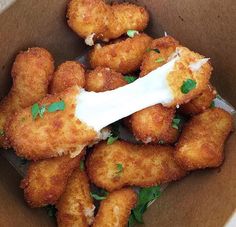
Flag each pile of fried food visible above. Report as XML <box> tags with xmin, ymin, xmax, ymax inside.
<box><xmin>0</xmin><ymin>0</ymin><xmax>234</xmax><ymax>226</ymax></box>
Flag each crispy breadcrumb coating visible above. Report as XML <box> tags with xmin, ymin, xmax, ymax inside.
<box><xmin>5</xmin><ymin>86</ymin><xmax>98</xmax><ymax>160</ymax></box>
<box><xmin>89</xmin><ymin>34</ymin><xmax>152</xmax><ymax>74</ymax></box>
<box><xmin>85</xmin><ymin>67</ymin><xmax>127</xmax><ymax>92</ymax></box>
<box><xmin>92</xmin><ymin>188</ymin><xmax>137</xmax><ymax>227</ymax></box>
<box><xmin>67</xmin><ymin>0</ymin><xmax>149</xmax><ymax>41</ymax></box>
<box><xmin>50</xmin><ymin>61</ymin><xmax>85</xmax><ymax>94</ymax></box>
<box><xmin>87</xmin><ymin>141</ymin><xmax>186</xmax><ymax>191</ymax></box>
<box><xmin>56</xmin><ymin>168</ymin><xmax>94</xmax><ymax>227</ymax></box>
<box><xmin>20</xmin><ymin>151</ymin><xmax>84</xmax><ymax>207</ymax></box>
<box><xmin>174</xmin><ymin>108</ymin><xmax>233</xmax><ymax>170</ymax></box>
<box><xmin>0</xmin><ymin>47</ymin><xmax>54</xmax><ymax>147</ymax></box>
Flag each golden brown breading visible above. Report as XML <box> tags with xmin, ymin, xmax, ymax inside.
<box><xmin>92</xmin><ymin>188</ymin><xmax>137</xmax><ymax>227</ymax></box>
<box><xmin>67</xmin><ymin>0</ymin><xmax>149</xmax><ymax>41</ymax></box>
<box><xmin>129</xmin><ymin>104</ymin><xmax>178</xmax><ymax>144</ymax></box>
<box><xmin>50</xmin><ymin>61</ymin><xmax>85</xmax><ymax>94</ymax></box>
<box><xmin>179</xmin><ymin>84</ymin><xmax>217</xmax><ymax>115</ymax></box>
<box><xmin>5</xmin><ymin>86</ymin><xmax>98</xmax><ymax>160</ymax></box>
<box><xmin>140</xmin><ymin>36</ymin><xmax>180</xmax><ymax>77</ymax></box>
<box><xmin>20</xmin><ymin>151</ymin><xmax>84</xmax><ymax>207</ymax></box>
<box><xmin>0</xmin><ymin>47</ymin><xmax>54</xmax><ymax>147</ymax></box>
<box><xmin>87</xmin><ymin>141</ymin><xmax>186</xmax><ymax>191</ymax></box>
<box><xmin>56</xmin><ymin>168</ymin><xmax>94</xmax><ymax>227</ymax></box>
<box><xmin>174</xmin><ymin>108</ymin><xmax>233</xmax><ymax>170</ymax></box>
<box><xmin>85</xmin><ymin>67</ymin><xmax>127</xmax><ymax>92</ymax></box>
<box><xmin>89</xmin><ymin>34</ymin><xmax>152</xmax><ymax>74</ymax></box>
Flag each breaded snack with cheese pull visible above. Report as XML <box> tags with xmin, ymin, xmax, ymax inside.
<box><xmin>67</xmin><ymin>0</ymin><xmax>149</xmax><ymax>42</ymax></box>
<box><xmin>0</xmin><ymin>47</ymin><xmax>54</xmax><ymax>147</ymax></box>
<box><xmin>50</xmin><ymin>61</ymin><xmax>85</xmax><ymax>94</ymax></box>
<box><xmin>85</xmin><ymin>67</ymin><xmax>127</xmax><ymax>92</ymax></box>
<box><xmin>20</xmin><ymin>151</ymin><xmax>84</xmax><ymax>207</ymax></box>
<box><xmin>89</xmin><ymin>34</ymin><xmax>152</xmax><ymax>74</ymax></box>
<box><xmin>56</xmin><ymin>168</ymin><xmax>95</xmax><ymax>227</ymax></box>
<box><xmin>5</xmin><ymin>86</ymin><xmax>98</xmax><ymax>160</ymax></box>
<box><xmin>174</xmin><ymin>108</ymin><xmax>233</xmax><ymax>171</ymax></box>
<box><xmin>179</xmin><ymin>83</ymin><xmax>217</xmax><ymax>115</ymax></box>
<box><xmin>92</xmin><ymin>188</ymin><xmax>137</xmax><ymax>227</ymax></box>
<box><xmin>87</xmin><ymin>141</ymin><xmax>186</xmax><ymax>191</ymax></box>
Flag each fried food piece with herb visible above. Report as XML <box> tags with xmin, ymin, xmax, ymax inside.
<box><xmin>56</xmin><ymin>168</ymin><xmax>95</xmax><ymax>227</ymax></box>
<box><xmin>21</xmin><ymin>152</ymin><xmax>84</xmax><ymax>207</ymax></box>
<box><xmin>129</xmin><ymin>104</ymin><xmax>178</xmax><ymax>144</ymax></box>
<box><xmin>5</xmin><ymin>86</ymin><xmax>98</xmax><ymax>160</ymax></box>
<box><xmin>174</xmin><ymin>108</ymin><xmax>233</xmax><ymax>170</ymax></box>
<box><xmin>0</xmin><ymin>47</ymin><xmax>54</xmax><ymax>147</ymax></box>
<box><xmin>179</xmin><ymin>84</ymin><xmax>216</xmax><ymax>115</ymax></box>
<box><xmin>87</xmin><ymin>141</ymin><xmax>186</xmax><ymax>191</ymax></box>
<box><xmin>50</xmin><ymin>61</ymin><xmax>85</xmax><ymax>94</ymax></box>
<box><xmin>92</xmin><ymin>188</ymin><xmax>137</xmax><ymax>227</ymax></box>
<box><xmin>67</xmin><ymin>0</ymin><xmax>149</xmax><ymax>42</ymax></box>
<box><xmin>85</xmin><ymin>67</ymin><xmax>127</xmax><ymax>92</ymax></box>
<box><xmin>89</xmin><ymin>34</ymin><xmax>152</xmax><ymax>74</ymax></box>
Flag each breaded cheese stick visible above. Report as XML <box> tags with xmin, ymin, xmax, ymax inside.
<box><xmin>21</xmin><ymin>151</ymin><xmax>84</xmax><ymax>207</ymax></box>
<box><xmin>174</xmin><ymin>108</ymin><xmax>233</xmax><ymax>170</ymax></box>
<box><xmin>92</xmin><ymin>188</ymin><xmax>137</xmax><ymax>227</ymax></box>
<box><xmin>87</xmin><ymin>141</ymin><xmax>186</xmax><ymax>191</ymax></box>
<box><xmin>56</xmin><ymin>168</ymin><xmax>95</xmax><ymax>227</ymax></box>
<box><xmin>50</xmin><ymin>61</ymin><xmax>85</xmax><ymax>94</ymax></box>
<box><xmin>0</xmin><ymin>47</ymin><xmax>54</xmax><ymax>147</ymax></box>
<box><xmin>67</xmin><ymin>0</ymin><xmax>149</xmax><ymax>42</ymax></box>
<box><xmin>6</xmin><ymin>47</ymin><xmax>212</xmax><ymax>160</ymax></box>
<box><xmin>179</xmin><ymin>83</ymin><xmax>217</xmax><ymax>115</ymax></box>
<box><xmin>85</xmin><ymin>67</ymin><xmax>127</xmax><ymax>92</ymax></box>
<box><xmin>89</xmin><ymin>34</ymin><xmax>153</xmax><ymax>74</ymax></box>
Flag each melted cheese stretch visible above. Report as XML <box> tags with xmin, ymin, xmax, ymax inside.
<box><xmin>75</xmin><ymin>57</ymin><xmax>177</xmax><ymax>131</ymax></box>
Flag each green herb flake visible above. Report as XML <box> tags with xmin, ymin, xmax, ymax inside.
<box><xmin>172</xmin><ymin>118</ymin><xmax>181</xmax><ymax>130</ymax></box>
<box><xmin>90</xmin><ymin>190</ymin><xmax>109</xmax><ymax>201</ymax></box>
<box><xmin>127</xmin><ymin>30</ymin><xmax>139</xmax><ymax>38</ymax></box>
<box><xmin>47</xmin><ymin>101</ymin><xmax>65</xmax><ymax>113</ymax></box>
<box><xmin>0</xmin><ymin>130</ymin><xmax>4</xmax><ymax>137</ymax></box>
<box><xmin>129</xmin><ymin>186</ymin><xmax>161</xmax><ymax>226</ymax></box>
<box><xmin>80</xmin><ymin>160</ymin><xmax>85</xmax><ymax>171</ymax></box>
<box><xmin>31</xmin><ymin>103</ymin><xmax>40</xmax><ymax>120</ymax></box>
<box><xmin>155</xmin><ymin>57</ymin><xmax>165</xmax><ymax>63</ymax></box>
<box><xmin>124</xmin><ymin>76</ymin><xmax>137</xmax><ymax>84</ymax></box>
<box><xmin>116</xmin><ymin>163</ymin><xmax>123</xmax><ymax>174</ymax></box>
<box><xmin>45</xmin><ymin>205</ymin><xmax>57</xmax><ymax>217</ymax></box>
<box><xmin>158</xmin><ymin>140</ymin><xmax>165</xmax><ymax>145</ymax></box>
<box><xmin>39</xmin><ymin>105</ymin><xmax>46</xmax><ymax>118</ymax></box>
<box><xmin>181</xmin><ymin>79</ymin><xmax>197</xmax><ymax>94</ymax></box>
<box><xmin>210</xmin><ymin>101</ymin><xmax>215</xmax><ymax>108</ymax></box>
<box><xmin>146</xmin><ymin>48</ymin><xmax>160</xmax><ymax>53</ymax></box>
<box><xmin>107</xmin><ymin>136</ymin><xmax>118</xmax><ymax>145</ymax></box>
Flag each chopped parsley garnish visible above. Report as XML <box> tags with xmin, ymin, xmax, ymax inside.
<box><xmin>124</xmin><ymin>76</ymin><xmax>137</xmax><ymax>84</ymax></box>
<box><xmin>181</xmin><ymin>79</ymin><xmax>197</xmax><ymax>94</ymax></box>
<box><xmin>45</xmin><ymin>205</ymin><xmax>57</xmax><ymax>217</ymax></box>
<box><xmin>0</xmin><ymin>130</ymin><xmax>4</xmax><ymax>137</ymax></box>
<box><xmin>127</xmin><ymin>30</ymin><xmax>139</xmax><ymax>38</ymax></box>
<box><xmin>80</xmin><ymin>160</ymin><xmax>85</xmax><ymax>171</ymax></box>
<box><xmin>155</xmin><ymin>57</ymin><xmax>165</xmax><ymax>63</ymax></box>
<box><xmin>47</xmin><ymin>101</ymin><xmax>65</xmax><ymax>112</ymax></box>
<box><xmin>90</xmin><ymin>189</ymin><xmax>109</xmax><ymax>201</ymax></box>
<box><xmin>210</xmin><ymin>101</ymin><xmax>215</xmax><ymax>108</ymax></box>
<box><xmin>107</xmin><ymin>136</ymin><xmax>118</xmax><ymax>145</ymax></box>
<box><xmin>146</xmin><ymin>48</ymin><xmax>160</xmax><ymax>53</ymax></box>
<box><xmin>116</xmin><ymin>163</ymin><xmax>123</xmax><ymax>174</ymax></box>
<box><xmin>158</xmin><ymin>140</ymin><xmax>165</xmax><ymax>145</ymax></box>
<box><xmin>172</xmin><ymin>118</ymin><xmax>181</xmax><ymax>130</ymax></box>
<box><xmin>31</xmin><ymin>100</ymin><xmax>65</xmax><ymax>120</ymax></box>
<box><xmin>129</xmin><ymin>186</ymin><xmax>161</xmax><ymax>226</ymax></box>
<box><xmin>172</xmin><ymin>114</ymin><xmax>186</xmax><ymax>131</ymax></box>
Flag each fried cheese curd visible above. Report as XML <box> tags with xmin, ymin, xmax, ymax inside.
<box><xmin>174</xmin><ymin>108</ymin><xmax>233</xmax><ymax>171</ymax></box>
<box><xmin>92</xmin><ymin>188</ymin><xmax>137</xmax><ymax>227</ymax></box>
<box><xmin>89</xmin><ymin>34</ymin><xmax>153</xmax><ymax>74</ymax></box>
<box><xmin>50</xmin><ymin>61</ymin><xmax>85</xmax><ymax>94</ymax></box>
<box><xmin>85</xmin><ymin>67</ymin><xmax>127</xmax><ymax>92</ymax></box>
<box><xmin>67</xmin><ymin>0</ymin><xmax>149</xmax><ymax>42</ymax></box>
<box><xmin>87</xmin><ymin>141</ymin><xmax>186</xmax><ymax>192</ymax></box>
<box><xmin>20</xmin><ymin>151</ymin><xmax>84</xmax><ymax>207</ymax></box>
<box><xmin>5</xmin><ymin>86</ymin><xmax>98</xmax><ymax>160</ymax></box>
<box><xmin>179</xmin><ymin>83</ymin><xmax>217</xmax><ymax>115</ymax></box>
<box><xmin>128</xmin><ymin>36</ymin><xmax>181</xmax><ymax>144</ymax></box>
<box><xmin>0</xmin><ymin>47</ymin><xmax>54</xmax><ymax>147</ymax></box>
<box><xmin>56</xmin><ymin>168</ymin><xmax>95</xmax><ymax>227</ymax></box>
